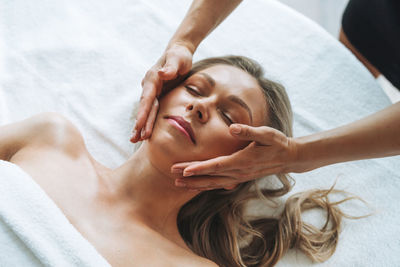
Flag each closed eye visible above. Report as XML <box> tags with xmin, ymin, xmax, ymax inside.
<box><xmin>185</xmin><ymin>85</ymin><xmax>233</xmax><ymax>125</ymax></box>
<box><xmin>185</xmin><ymin>86</ymin><xmax>202</xmax><ymax>96</ymax></box>
<box><xmin>219</xmin><ymin>109</ymin><xmax>233</xmax><ymax>125</ymax></box>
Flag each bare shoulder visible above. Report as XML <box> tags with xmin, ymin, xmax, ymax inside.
<box><xmin>155</xmin><ymin>237</ymin><xmax>218</xmax><ymax>267</ymax></box>
<box><xmin>27</xmin><ymin>112</ymin><xmax>86</xmax><ymax>155</ymax></box>
<box><xmin>175</xmin><ymin>252</ymin><xmax>218</xmax><ymax>267</ymax></box>
<box><xmin>173</xmin><ymin>257</ymin><xmax>218</xmax><ymax>267</ymax></box>
<box><xmin>3</xmin><ymin>112</ymin><xmax>87</xmax><ymax>160</ymax></box>
<box><xmin>197</xmin><ymin>258</ymin><xmax>218</xmax><ymax>267</ymax></box>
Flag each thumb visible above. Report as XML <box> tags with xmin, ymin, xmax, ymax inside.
<box><xmin>230</xmin><ymin>124</ymin><xmax>278</xmax><ymax>144</ymax></box>
<box><xmin>159</xmin><ymin>57</ymin><xmax>180</xmax><ymax>80</ymax></box>
<box><xmin>178</xmin><ymin>58</ymin><xmax>192</xmax><ymax>75</ymax></box>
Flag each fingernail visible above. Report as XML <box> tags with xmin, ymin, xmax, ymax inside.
<box><xmin>231</xmin><ymin>125</ymin><xmax>241</xmax><ymax>134</ymax></box>
<box><xmin>175</xmin><ymin>180</ymin><xmax>186</xmax><ymax>187</ymax></box>
<box><xmin>132</xmin><ymin>129</ymin><xmax>137</xmax><ymax>137</ymax></box>
<box><xmin>171</xmin><ymin>168</ymin><xmax>183</xmax><ymax>174</ymax></box>
<box><xmin>183</xmin><ymin>171</ymin><xmax>194</xmax><ymax>177</ymax></box>
<box><xmin>141</xmin><ymin>128</ymin><xmax>146</xmax><ymax>139</ymax></box>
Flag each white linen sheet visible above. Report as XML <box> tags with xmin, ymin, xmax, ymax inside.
<box><xmin>0</xmin><ymin>0</ymin><xmax>399</xmax><ymax>266</ymax></box>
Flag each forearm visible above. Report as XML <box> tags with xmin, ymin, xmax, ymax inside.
<box><xmin>168</xmin><ymin>0</ymin><xmax>242</xmax><ymax>53</ymax></box>
<box><xmin>294</xmin><ymin>102</ymin><xmax>400</xmax><ymax>172</ymax></box>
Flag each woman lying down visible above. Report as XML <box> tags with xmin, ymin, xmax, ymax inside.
<box><xmin>0</xmin><ymin>56</ymin><xmax>364</xmax><ymax>267</ymax></box>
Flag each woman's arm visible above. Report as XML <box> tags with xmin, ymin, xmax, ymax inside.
<box><xmin>0</xmin><ymin>112</ymin><xmax>84</xmax><ymax>161</ymax></box>
<box><xmin>133</xmin><ymin>0</ymin><xmax>242</xmax><ymax>142</ymax></box>
<box><xmin>171</xmin><ymin>102</ymin><xmax>400</xmax><ymax>190</ymax></box>
<box><xmin>294</xmin><ymin>101</ymin><xmax>400</xmax><ymax>172</ymax></box>
<box><xmin>167</xmin><ymin>0</ymin><xmax>243</xmax><ymax>54</ymax></box>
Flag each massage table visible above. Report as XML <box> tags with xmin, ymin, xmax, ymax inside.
<box><xmin>0</xmin><ymin>0</ymin><xmax>399</xmax><ymax>266</ymax></box>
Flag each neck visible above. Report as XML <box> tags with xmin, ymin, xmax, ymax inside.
<box><xmin>103</xmin><ymin>143</ymin><xmax>198</xmax><ymax>246</ymax></box>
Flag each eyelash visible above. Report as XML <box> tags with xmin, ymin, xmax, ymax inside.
<box><xmin>219</xmin><ymin>110</ymin><xmax>233</xmax><ymax>125</ymax></box>
<box><xmin>185</xmin><ymin>85</ymin><xmax>202</xmax><ymax>96</ymax></box>
<box><xmin>185</xmin><ymin>85</ymin><xmax>233</xmax><ymax>125</ymax></box>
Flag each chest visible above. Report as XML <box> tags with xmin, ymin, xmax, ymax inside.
<box><xmin>10</xmin><ymin>145</ymin><xmax>98</xmax><ymax>216</ymax></box>
<box><xmin>8</xmin><ymin>146</ymin><xmax>201</xmax><ymax>266</ymax></box>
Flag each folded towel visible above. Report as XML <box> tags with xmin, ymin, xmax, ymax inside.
<box><xmin>0</xmin><ymin>160</ymin><xmax>110</xmax><ymax>267</ymax></box>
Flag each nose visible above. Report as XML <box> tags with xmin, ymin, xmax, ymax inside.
<box><xmin>186</xmin><ymin>100</ymin><xmax>209</xmax><ymax>123</ymax></box>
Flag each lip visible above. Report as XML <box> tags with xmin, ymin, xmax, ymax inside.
<box><xmin>165</xmin><ymin>115</ymin><xmax>196</xmax><ymax>144</ymax></box>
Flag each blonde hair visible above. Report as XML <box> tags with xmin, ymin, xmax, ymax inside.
<box><xmin>174</xmin><ymin>56</ymin><xmax>364</xmax><ymax>266</ymax></box>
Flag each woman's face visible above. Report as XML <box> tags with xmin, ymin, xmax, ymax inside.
<box><xmin>146</xmin><ymin>64</ymin><xmax>268</xmax><ymax>173</ymax></box>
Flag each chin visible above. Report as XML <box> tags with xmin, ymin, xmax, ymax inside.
<box><xmin>147</xmin><ymin>118</ymin><xmax>197</xmax><ymax>160</ymax></box>
<box><xmin>148</xmin><ymin>135</ymin><xmax>193</xmax><ymax>163</ymax></box>
<box><xmin>144</xmin><ymin>130</ymin><xmax>194</xmax><ymax>178</ymax></box>
<box><xmin>145</xmin><ymin>117</ymin><xmax>240</xmax><ymax>173</ymax></box>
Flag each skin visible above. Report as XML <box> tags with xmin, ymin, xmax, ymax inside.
<box><xmin>134</xmin><ymin>0</ymin><xmax>242</xmax><ymax>141</ymax></box>
<box><xmin>0</xmin><ymin>65</ymin><xmax>266</xmax><ymax>266</ymax></box>
<box><xmin>172</xmin><ymin>102</ymin><xmax>400</xmax><ymax>190</ymax></box>
<box><xmin>137</xmin><ymin>0</ymin><xmax>400</xmax><ymax>191</ymax></box>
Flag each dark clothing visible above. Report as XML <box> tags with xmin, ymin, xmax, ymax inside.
<box><xmin>342</xmin><ymin>0</ymin><xmax>400</xmax><ymax>89</ymax></box>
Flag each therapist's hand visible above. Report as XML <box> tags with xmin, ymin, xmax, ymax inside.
<box><xmin>171</xmin><ymin>124</ymin><xmax>300</xmax><ymax>191</ymax></box>
<box><xmin>131</xmin><ymin>43</ymin><xmax>193</xmax><ymax>142</ymax></box>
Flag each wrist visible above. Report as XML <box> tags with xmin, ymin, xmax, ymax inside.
<box><xmin>167</xmin><ymin>38</ymin><xmax>197</xmax><ymax>55</ymax></box>
<box><xmin>290</xmin><ymin>135</ymin><xmax>324</xmax><ymax>173</ymax></box>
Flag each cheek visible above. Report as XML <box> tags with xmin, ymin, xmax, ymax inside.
<box><xmin>157</xmin><ymin>95</ymin><xmax>174</xmax><ymax>115</ymax></box>
<box><xmin>148</xmin><ymin>89</ymin><xmax>250</xmax><ymax>162</ymax></box>
<box><xmin>159</xmin><ymin>87</ymin><xmax>186</xmax><ymax>107</ymax></box>
<box><xmin>196</xmin><ymin>120</ymin><xmax>249</xmax><ymax>159</ymax></box>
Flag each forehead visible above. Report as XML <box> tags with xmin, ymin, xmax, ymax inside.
<box><xmin>195</xmin><ymin>65</ymin><xmax>268</xmax><ymax>126</ymax></box>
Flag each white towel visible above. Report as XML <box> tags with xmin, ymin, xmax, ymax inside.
<box><xmin>0</xmin><ymin>160</ymin><xmax>110</xmax><ymax>267</ymax></box>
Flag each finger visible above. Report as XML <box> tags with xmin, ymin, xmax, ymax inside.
<box><xmin>135</xmin><ymin>82</ymin><xmax>158</xmax><ymax>140</ymax></box>
<box><xmin>224</xmin><ymin>184</ymin><xmax>238</xmax><ymax>190</ymax></box>
<box><xmin>171</xmin><ymin>161</ymin><xmax>201</xmax><ymax>174</ymax></box>
<box><xmin>226</xmin><ymin>166</ymin><xmax>285</xmax><ymax>182</ymax></box>
<box><xmin>178</xmin><ymin>57</ymin><xmax>192</xmax><ymax>75</ymax></box>
<box><xmin>142</xmin><ymin>98</ymin><xmax>159</xmax><ymax>139</ymax></box>
<box><xmin>131</xmin><ymin>129</ymin><xmax>145</xmax><ymax>143</ymax></box>
<box><xmin>158</xmin><ymin>67</ymin><xmax>177</xmax><ymax>80</ymax></box>
<box><xmin>215</xmin><ymin>169</ymin><xmax>270</xmax><ymax>181</ymax></box>
<box><xmin>195</xmin><ymin>160</ymin><xmax>285</xmax><ymax>182</ymax></box>
<box><xmin>130</xmin><ymin>120</ymin><xmax>142</xmax><ymax>143</ymax></box>
<box><xmin>158</xmin><ymin>56</ymin><xmax>180</xmax><ymax>80</ymax></box>
<box><xmin>230</xmin><ymin>124</ymin><xmax>282</xmax><ymax>144</ymax></box>
<box><xmin>171</xmin><ymin>140</ymin><xmax>264</xmax><ymax>176</ymax></box>
<box><xmin>182</xmin><ymin>155</ymin><xmax>242</xmax><ymax>176</ymax></box>
<box><xmin>175</xmin><ymin>175</ymin><xmax>236</xmax><ymax>190</ymax></box>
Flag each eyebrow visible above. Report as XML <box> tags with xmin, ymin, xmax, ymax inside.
<box><xmin>197</xmin><ymin>72</ymin><xmax>216</xmax><ymax>87</ymax></box>
<box><xmin>196</xmin><ymin>72</ymin><xmax>253</xmax><ymax>123</ymax></box>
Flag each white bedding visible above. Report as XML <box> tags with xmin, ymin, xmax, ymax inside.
<box><xmin>0</xmin><ymin>160</ymin><xmax>110</xmax><ymax>267</ymax></box>
<box><xmin>0</xmin><ymin>0</ymin><xmax>399</xmax><ymax>266</ymax></box>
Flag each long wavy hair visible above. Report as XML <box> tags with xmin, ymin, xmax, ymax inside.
<box><xmin>174</xmin><ymin>56</ymin><xmax>362</xmax><ymax>267</ymax></box>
